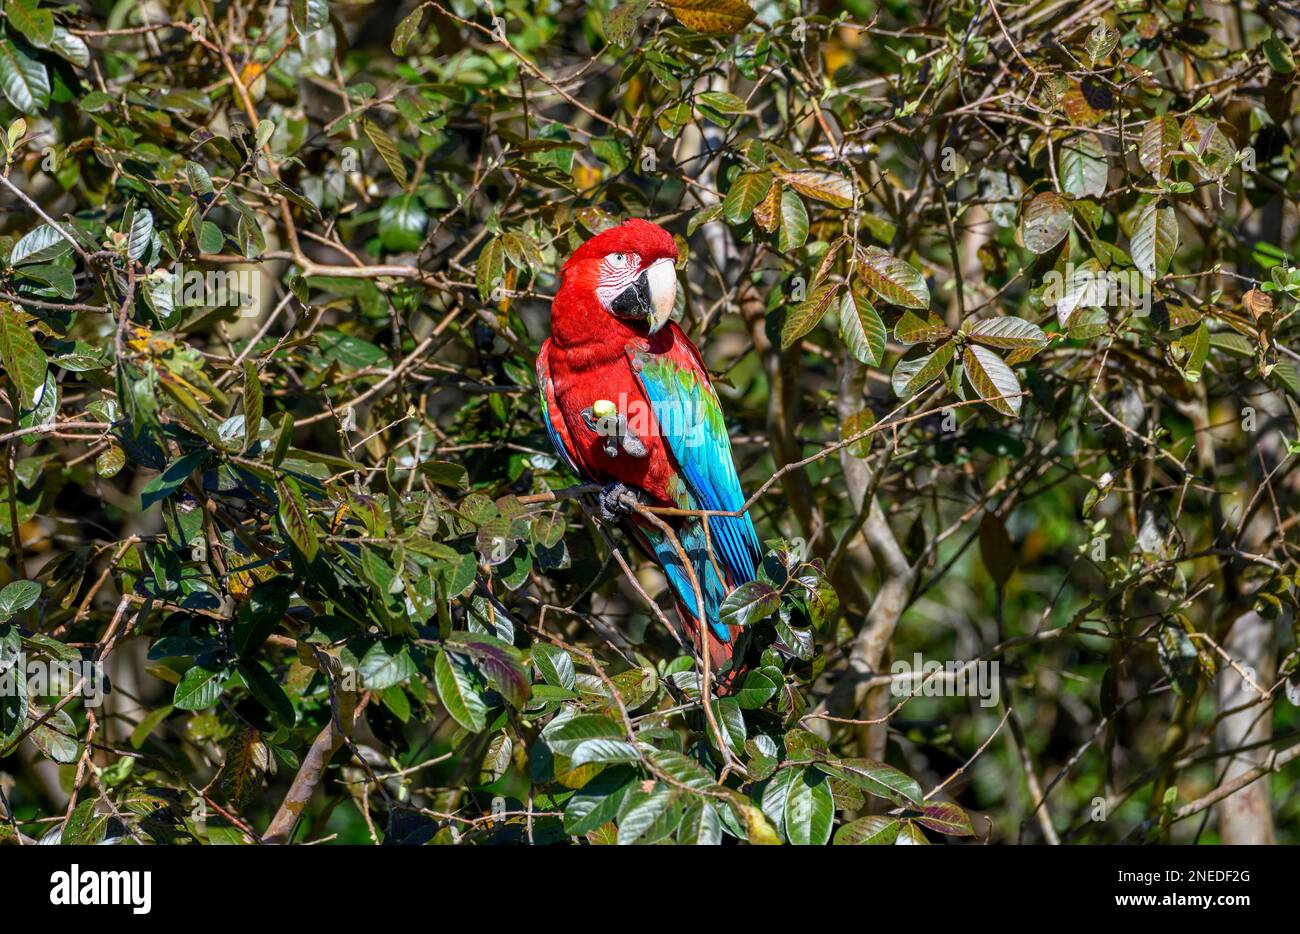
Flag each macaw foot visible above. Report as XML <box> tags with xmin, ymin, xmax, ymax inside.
<box><xmin>597</xmin><ymin>482</ymin><xmax>640</xmax><ymax>521</ymax></box>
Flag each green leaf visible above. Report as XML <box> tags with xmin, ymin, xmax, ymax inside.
<box><xmin>777</xmin><ymin>188</ymin><xmax>808</xmax><ymax>252</ymax></box>
<box><xmin>1181</xmin><ymin>116</ymin><xmax>1234</xmax><ymax>180</ymax></box>
<box><xmin>378</xmin><ymin>194</ymin><xmax>428</xmax><ymax>252</ymax></box>
<box><xmin>0</xmin><ymin>630</ymin><xmax>27</xmax><ymax>749</ymax></box>
<box><xmin>242</xmin><ymin>360</ymin><xmax>263</xmax><ymax>448</ymax></box>
<box><xmin>129</xmin><ymin>704</ymin><xmax>173</xmax><ymax>749</ymax></box>
<box><xmin>1173</xmin><ymin>320</ymin><xmax>1210</xmax><ymax>382</ymax></box>
<box><xmin>839</xmin><ymin>289</ymin><xmax>886</xmax><ymax>366</ymax></box>
<box><xmin>0</xmin><ymin>304</ymin><xmax>48</xmax><ymax>416</ymax></box>
<box><xmin>616</xmin><ymin>785</ymin><xmax>679</xmax><ymax>845</ymax></box>
<box><xmin>0</xmin><ymin>580</ymin><xmax>40</xmax><ymax>620</ymax></box>
<box><xmin>564</xmin><ymin>766</ymin><xmax>636</xmax><ymax>834</ymax></box>
<box><xmin>291</xmin><ymin>0</ymin><xmax>330</xmax><ymax>37</ymax></box>
<box><xmin>185</xmin><ymin>161</ymin><xmax>214</xmax><ymax>197</ymax></box>
<box><xmin>546</xmin><ymin>713</ymin><xmax>625</xmax><ymax>756</ymax></box>
<box><xmin>238</xmin><ymin>661</ymin><xmax>295</xmax><ymax>725</ymax></box>
<box><xmin>46</xmin><ymin>27</ymin><xmax>88</xmax><ymax>68</ymax></box>
<box><xmin>678</xmin><ymin>799</ymin><xmax>723</xmax><ymax>845</ymax></box>
<box><xmin>127</xmin><ymin>206</ymin><xmax>153</xmax><ymax>261</ymax></box>
<box><xmin>358</xmin><ymin>638</ymin><xmax>419</xmax><ymax>690</ymax></box>
<box><xmin>276</xmin><ymin>476</ymin><xmax>319</xmax><ymax>562</ymax></box>
<box><xmin>602</xmin><ymin>1</ymin><xmax>649</xmax><ymax>47</ymax></box>
<box><xmin>1263</xmin><ymin>35</ymin><xmax>1296</xmax><ymax>73</ymax></box>
<box><xmin>173</xmin><ymin>665</ymin><xmax>226</xmax><ymax>710</ymax></box>
<box><xmin>141</xmin><ymin>450</ymin><xmax>207</xmax><ymax>510</ymax></box>
<box><xmin>780</xmin><ymin>281</ymin><xmax>838</xmax><ymax>349</ymax></box>
<box><xmin>760</xmin><ymin>765</ymin><xmax>799</xmax><ymax>834</ymax></box>
<box><xmin>391</xmin><ymin>5</ymin><xmax>425</xmax><ymax>55</ymax></box>
<box><xmin>827</xmin><ymin>758</ymin><xmax>923</xmax><ymax>806</ymax></box>
<box><xmin>433</xmin><ymin>647</ymin><xmax>487</xmax><ymax>732</ymax></box>
<box><xmin>892</xmin><ymin>340</ymin><xmax>955</xmax><ymax>400</ymax></box>
<box><xmin>476</xmin><ymin>237</ymin><xmax>506</xmax><ymax>302</ymax></box>
<box><xmin>896</xmin><ymin>820</ymin><xmax>930</xmax><ymax>843</ymax></box>
<box><xmin>1140</xmin><ymin>115</ymin><xmax>1181</xmax><ymax>181</ymax></box>
<box><xmin>856</xmin><ymin>245</ymin><xmax>929</xmax><ymax>308</ymax></box>
<box><xmin>532</xmin><ymin>642</ymin><xmax>576</xmax><ymax>690</ymax></box>
<box><xmin>10</xmin><ymin>224</ymin><xmax>70</xmax><ymax>265</ymax></box>
<box><xmin>734</xmin><ymin>667</ymin><xmax>780</xmax><ymax>709</ymax></box>
<box><xmin>570</xmin><ymin>738</ymin><xmax>641</xmax><ymax>767</ymax></box>
<box><xmin>1059</xmin><ymin>132</ymin><xmax>1108</xmax><ymax>198</ymax></box>
<box><xmin>6</xmin><ymin>0</ymin><xmax>54</xmax><ymax>47</ymax></box>
<box><xmin>446</xmin><ymin>631</ymin><xmax>530</xmax><ymax>708</ymax></box>
<box><xmin>697</xmin><ymin>90</ymin><xmax>747</xmax><ymax>117</ymax></box>
<box><xmin>62</xmin><ymin>799</ymin><xmax>108</xmax><ymax>845</ymax></box>
<box><xmin>1020</xmin><ymin>191</ymin><xmax>1071</xmax><ymax>254</ymax></box>
<box><xmin>893</xmin><ymin>308</ymin><xmax>950</xmax><ymax>345</ymax></box>
<box><xmin>0</xmin><ymin>39</ymin><xmax>48</xmax><ymax>113</ymax></box>
<box><xmin>1131</xmin><ymin>200</ymin><xmax>1178</xmax><ymax>280</ymax></box>
<box><xmin>966</xmin><ymin>316</ymin><xmax>1048</xmax><ymax>355</ymax></box>
<box><xmin>96</xmin><ymin>443</ymin><xmax>125</xmax><ymax>479</ymax></box>
<box><xmin>1085</xmin><ymin>22</ymin><xmax>1118</xmax><ymax>66</ymax></box>
<box><xmin>723</xmin><ymin>170</ymin><xmax>773</xmax><ymax>224</ymax></box>
<box><xmin>232</xmin><ymin>578</ymin><xmax>291</xmax><ymax>657</ymax></box>
<box><xmin>834</xmin><ymin>815</ymin><xmax>901</xmax><ymax>844</ymax></box>
<box><xmin>719</xmin><ymin>580</ymin><xmax>780</xmax><ymax>628</ymax></box>
<box><xmin>783</xmin><ymin>766</ymin><xmax>834</xmax><ymax>845</ymax></box>
<box><xmin>198</xmin><ymin>221</ymin><xmax>224</xmax><ymax>254</ymax></box>
<box><xmin>646</xmin><ymin>748</ymin><xmax>714</xmax><ymax>789</ymax></box>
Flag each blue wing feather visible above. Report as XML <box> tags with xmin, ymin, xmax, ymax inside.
<box><xmin>630</xmin><ymin>347</ymin><xmax>762</xmax><ymax>610</ymax></box>
<box><xmin>536</xmin><ymin>344</ymin><xmax>584</xmax><ymax>478</ymax></box>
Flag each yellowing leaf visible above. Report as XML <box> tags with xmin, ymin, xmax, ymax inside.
<box><xmin>781</xmin><ymin>282</ymin><xmax>839</xmax><ymax>350</ymax></box>
<box><xmin>963</xmin><ymin>344</ymin><xmax>1022</xmax><ymax>416</ymax></box>
<box><xmin>363</xmin><ymin>119</ymin><xmax>407</xmax><ymax>188</ymax></box>
<box><xmin>856</xmin><ymin>245</ymin><xmax>929</xmax><ymax>308</ymax></box>
<box><xmin>664</xmin><ymin>0</ymin><xmax>755</xmax><ymax>35</ymax></box>
<box><xmin>723</xmin><ymin>170</ymin><xmax>772</xmax><ymax>224</ymax></box>
<box><xmin>778</xmin><ymin>169</ymin><xmax>854</xmax><ymax>208</ymax></box>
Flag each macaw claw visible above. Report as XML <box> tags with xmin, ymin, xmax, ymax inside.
<box><xmin>597</xmin><ymin>482</ymin><xmax>639</xmax><ymax>521</ymax></box>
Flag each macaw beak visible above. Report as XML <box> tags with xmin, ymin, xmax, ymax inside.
<box><xmin>609</xmin><ymin>257</ymin><xmax>677</xmax><ymax>334</ymax></box>
<box><xmin>644</xmin><ymin>257</ymin><xmax>677</xmax><ymax>335</ymax></box>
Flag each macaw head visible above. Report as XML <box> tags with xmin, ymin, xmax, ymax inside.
<box><xmin>556</xmin><ymin>218</ymin><xmax>679</xmax><ymax>335</ymax></box>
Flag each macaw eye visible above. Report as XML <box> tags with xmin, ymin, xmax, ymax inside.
<box><xmin>608</xmin><ymin>252</ymin><xmax>630</xmax><ymax>269</ymax></box>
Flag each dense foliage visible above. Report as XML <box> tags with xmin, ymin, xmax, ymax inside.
<box><xmin>0</xmin><ymin>0</ymin><xmax>1298</xmax><ymax>845</ymax></box>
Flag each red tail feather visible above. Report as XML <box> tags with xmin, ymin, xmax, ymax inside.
<box><xmin>673</xmin><ymin>597</ymin><xmax>744</xmax><ymax>695</ymax></box>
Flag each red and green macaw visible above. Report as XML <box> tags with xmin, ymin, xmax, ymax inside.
<box><xmin>536</xmin><ymin>219</ymin><xmax>762</xmax><ymax>683</ymax></box>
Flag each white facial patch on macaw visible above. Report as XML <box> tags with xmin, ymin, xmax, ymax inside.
<box><xmin>594</xmin><ymin>252</ymin><xmax>641</xmax><ymax>310</ymax></box>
